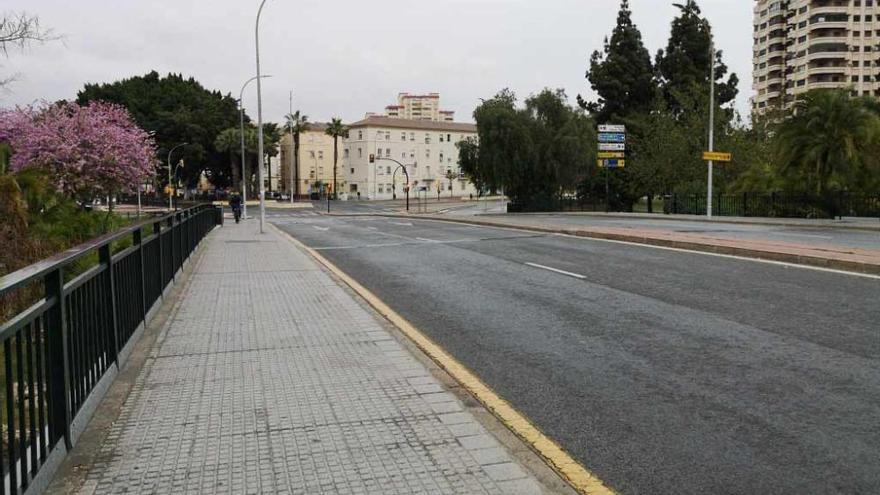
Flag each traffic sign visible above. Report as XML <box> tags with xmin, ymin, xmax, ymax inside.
<box><xmin>598</xmin><ymin>124</ymin><xmax>626</xmax><ymax>133</ymax></box>
<box><xmin>597</xmin><ymin>159</ymin><xmax>625</xmax><ymax>168</ymax></box>
<box><xmin>598</xmin><ymin>133</ymin><xmax>626</xmax><ymax>143</ymax></box>
<box><xmin>598</xmin><ymin>143</ymin><xmax>625</xmax><ymax>152</ymax></box>
<box><xmin>702</xmin><ymin>151</ymin><xmax>732</xmax><ymax>162</ymax></box>
<box><xmin>598</xmin><ymin>151</ymin><xmax>625</xmax><ymax>159</ymax></box>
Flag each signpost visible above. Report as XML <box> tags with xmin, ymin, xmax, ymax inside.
<box><xmin>702</xmin><ymin>151</ymin><xmax>732</xmax><ymax>162</ymax></box>
<box><xmin>597</xmin><ymin>125</ymin><xmax>626</xmax><ymax>212</ymax></box>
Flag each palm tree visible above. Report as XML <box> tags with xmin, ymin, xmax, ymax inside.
<box><xmin>774</xmin><ymin>90</ymin><xmax>880</xmax><ymax>199</ymax></box>
<box><xmin>214</xmin><ymin>128</ymin><xmax>243</xmax><ymax>191</ymax></box>
<box><xmin>325</xmin><ymin>118</ymin><xmax>349</xmax><ymax>200</ymax></box>
<box><xmin>284</xmin><ymin>111</ymin><xmax>310</xmax><ymax>199</ymax></box>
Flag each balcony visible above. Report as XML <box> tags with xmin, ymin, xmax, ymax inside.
<box><xmin>808</xmin><ymin>65</ymin><xmax>847</xmax><ymax>76</ymax></box>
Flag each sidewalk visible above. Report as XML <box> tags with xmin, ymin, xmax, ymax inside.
<box><xmin>58</xmin><ymin>220</ymin><xmax>559</xmax><ymax>494</ymax></box>
<box><xmin>401</xmin><ymin>214</ymin><xmax>880</xmax><ymax>275</ymax></box>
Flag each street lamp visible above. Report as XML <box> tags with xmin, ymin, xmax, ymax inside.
<box><xmin>255</xmin><ymin>0</ymin><xmax>269</xmax><ymax>234</ymax></box>
<box><xmin>167</xmin><ymin>142</ymin><xmax>187</xmax><ymax>211</ymax></box>
<box><xmin>377</xmin><ymin>156</ymin><xmax>411</xmax><ymax>212</ymax></box>
<box><xmin>239</xmin><ymin>74</ymin><xmax>272</xmax><ymax>221</ymax></box>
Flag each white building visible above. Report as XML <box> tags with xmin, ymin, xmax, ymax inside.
<box><xmin>753</xmin><ymin>0</ymin><xmax>880</xmax><ymax>114</ymax></box>
<box><xmin>382</xmin><ymin>92</ymin><xmax>455</xmax><ymax>122</ymax></box>
<box><xmin>341</xmin><ymin>116</ymin><xmax>479</xmax><ymax>200</ymax></box>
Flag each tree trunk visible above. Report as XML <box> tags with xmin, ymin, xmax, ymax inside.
<box><xmin>231</xmin><ymin>152</ymin><xmax>240</xmax><ymax>192</ymax></box>
<box><xmin>333</xmin><ymin>137</ymin><xmax>338</xmax><ymax>200</ymax></box>
<box><xmin>294</xmin><ymin>133</ymin><xmax>301</xmax><ymax>200</ymax></box>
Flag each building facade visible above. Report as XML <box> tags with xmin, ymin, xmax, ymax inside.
<box><xmin>753</xmin><ymin>0</ymin><xmax>880</xmax><ymax>114</ymax></box>
<box><xmin>382</xmin><ymin>93</ymin><xmax>455</xmax><ymax>122</ymax></box>
<box><xmin>340</xmin><ymin>116</ymin><xmax>478</xmax><ymax>200</ymax></box>
<box><xmin>279</xmin><ymin>122</ymin><xmax>339</xmax><ymax>197</ymax></box>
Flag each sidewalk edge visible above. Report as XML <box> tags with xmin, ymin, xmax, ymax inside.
<box><xmin>370</xmin><ymin>214</ymin><xmax>880</xmax><ymax>276</ymax></box>
<box><xmin>268</xmin><ymin>223</ymin><xmax>616</xmax><ymax>495</ymax></box>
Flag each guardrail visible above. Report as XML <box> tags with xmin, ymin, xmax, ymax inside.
<box><xmin>0</xmin><ymin>204</ymin><xmax>222</xmax><ymax>494</ymax></box>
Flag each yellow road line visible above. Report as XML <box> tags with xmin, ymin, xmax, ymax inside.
<box><xmin>269</xmin><ymin>223</ymin><xmax>616</xmax><ymax>495</ymax></box>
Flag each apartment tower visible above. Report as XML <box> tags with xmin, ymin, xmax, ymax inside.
<box><xmin>753</xmin><ymin>0</ymin><xmax>880</xmax><ymax>114</ymax></box>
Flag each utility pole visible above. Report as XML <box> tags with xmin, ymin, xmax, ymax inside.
<box><xmin>707</xmin><ymin>41</ymin><xmax>716</xmax><ymax>218</ymax></box>
<box><xmin>255</xmin><ymin>0</ymin><xmax>268</xmax><ymax>233</ymax></box>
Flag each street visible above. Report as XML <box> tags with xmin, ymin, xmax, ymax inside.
<box><xmin>272</xmin><ymin>211</ymin><xmax>880</xmax><ymax>495</ymax></box>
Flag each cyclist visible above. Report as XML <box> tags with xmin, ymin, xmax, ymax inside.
<box><xmin>229</xmin><ymin>192</ymin><xmax>243</xmax><ymax>224</ymax></box>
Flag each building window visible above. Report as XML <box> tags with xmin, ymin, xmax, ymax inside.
<box><xmin>447</xmin><ymin>134</ymin><xmax>452</xmax><ymax>142</ymax></box>
<box><xmin>439</xmin><ymin>152</ymin><xmax>444</xmax><ymax>162</ymax></box>
<box><xmin>344</xmin><ymin>149</ymin><xmax>349</xmax><ymax>158</ymax></box>
<box><xmin>379</xmin><ymin>185</ymin><xmax>384</xmax><ymax>193</ymax></box>
<box><xmin>310</xmin><ymin>151</ymin><xmax>315</xmax><ymax>158</ymax></box>
<box><xmin>425</xmin><ymin>134</ymin><xmax>431</xmax><ymax>144</ymax></box>
<box><xmin>401</xmin><ymin>132</ymin><xmax>406</xmax><ymax>141</ymax></box>
<box><xmin>439</xmin><ymin>134</ymin><xmax>444</xmax><ymax>142</ymax></box>
<box><xmin>386</xmin><ymin>166</ymin><xmax>391</xmax><ymax>174</ymax></box>
<box><xmin>358</xmin><ymin>130</ymin><xmax>363</xmax><ymax>140</ymax></box>
<box><xmin>358</xmin><ymin>148</ymin><xmax>363</xmax><ymax>158</ymax></box>
<box><xmin>318</xmin><ymin>151</ymin><xmax>323</xmax><ymax>160</ymax></box>
<box><xmin>350</xmin><ymin>168</ymin><xmax>354</xmax><ymax>174</ymax></box>
<box><xmin>410</xmin><ymin>132</ymin><xmax>415</xmax><ymax>141</ymax></box>
<box><xmin>386</xmin><ymin>132</ymin><xmax>391</xmax><ymax>140</ymax></box>
<box><xmin>386</xmin><ymin>148</ymin><xmax>391</xmax><ymax>156</ymax></box>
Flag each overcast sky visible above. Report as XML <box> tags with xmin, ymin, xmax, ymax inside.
<box><xmin>3</xmin><ymin>1</ymin><xmax>753</xmax><ymax>125</ymax></box>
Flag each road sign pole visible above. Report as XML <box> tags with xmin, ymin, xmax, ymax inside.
<box><xmin>707</xmin><ymin>42</ymin><xmax>716</xmax><ymax>218</ymax></box>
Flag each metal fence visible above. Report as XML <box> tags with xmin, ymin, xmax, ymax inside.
<box><xmin>0</xmin><ymin>204</ymin><xmax>221</xmax><ymax>494</ymax></box>
<box><xmin>509</xmin><ymin>193</ymin><xmax>880</xmax><ymax>219</ymax></box>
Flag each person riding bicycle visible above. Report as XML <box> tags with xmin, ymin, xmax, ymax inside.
<box><xmin>229</xmin><ymin>192</ymin><xmax>243</xmax><ymax>223</ymax></box>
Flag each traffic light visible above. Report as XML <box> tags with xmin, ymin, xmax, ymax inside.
<box><xmin>369</xmin><ymin>154</ymin><xmax>375</xmax><ymax>163</ymax></box>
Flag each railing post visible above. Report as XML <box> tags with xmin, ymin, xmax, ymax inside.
<box><xmin>169</xmin><ymin>214</ymin><xmax>178</xmax><ymax>279</ymax></box>
<box><xmin>154</xmin><ymin>220</ymin><xmax>164</xmax><ymax>297</ymax></box>
<box><xmin>98</xmin><ymin>245</ymin><xmax>120</xmax><ymax>366</ymax></box>
<box><xmin>134</xmin><ymin>228</ymin><xmax>147</xmax><ymax>324</ymax></box>
<box><xmin>44</xmin><ymin>268</ymin><xmax>72</xmax><ymax>449</ymax></box>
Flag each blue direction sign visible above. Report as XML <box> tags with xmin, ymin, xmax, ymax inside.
<box><xmin>598</xmin><ymin>133</ymin><xmax>626</xmax><ymax>143</ymax></box>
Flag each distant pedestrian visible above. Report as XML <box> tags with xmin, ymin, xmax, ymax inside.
<box><xmin>357</xmin><ymin>191</ymin><xmax>361</xmax><ymax>201</ymax></box>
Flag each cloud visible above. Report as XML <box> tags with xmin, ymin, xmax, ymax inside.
<box><xmin>2</xmin><ymin>0</ymin><xmax>753</xmax><ymax>123</ymax></box>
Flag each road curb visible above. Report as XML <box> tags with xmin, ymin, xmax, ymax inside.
<box><xmin>368</xmin><ymin>214</ymin><xmax>880</xmax><ymax>276</ymax></box>
<box><xmin>489</xmin><ymin>212</ymin><xmax>880</xmax><ymax>232</ymax></box>
<box><xmin>269</xmin><ymin>222</ymin><xmax>617</xmax><ymax>495</ymax></box>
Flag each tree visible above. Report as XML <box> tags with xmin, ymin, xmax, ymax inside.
<box><xmin>655</xmin><ymin>0</ymin><xmax>738</xmax><ymax>114</ymax></box>
<box><xmin>578</xmin><ymin>0</ymin><xmax>656</xmax><ymax>123</ymax></box>
<box><xmin>773</xmin><ymin>90</ymin><xmax>880</xmax><ymax>198</ymax></box>
<box><xmin>1</xmin><ymin>12</ymin><xmax>57</xmax><ymax>88</ymax></box>
<box><xmin>214</xmin><ymin>128</ymin><xmax>243</xmax><ymax>191</ymax></box>
<box><xmin>261</xmin><ymin>122</ymin><xmax>282</xmax><ymax>192</ymax></box>
<box><xmin>284</xmin><ymin>111</ymin><xmax>309</xmax><ymax>199</ymax></box>
<box><xmin>0</xmin><ymin>101</ymin><xmax>155</xmax><ymax>203</ymax></box>
<box><xmin>325</xmin><ymin>118</ymin><xmax>349</xmax><ymax>199</ymax></box>
<box><xmin>460</xmin><ymin>89</ymin><xmax>595</xmax><ymax>207</ymax></box>
<box><xmin>77</xmin><ymin>71</ymin><xmax>242</xmax><ymax>189</ymax></box>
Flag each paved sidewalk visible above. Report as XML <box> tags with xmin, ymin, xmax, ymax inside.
<box><xmin>75</xmin><ymin>221</ymin><xmax>551</xmax><ymax>494</ymax></box>
<box><xmin>410</xmin><ymin>214</ymin><xmax>880</xmax><ymax>275</ymax></box>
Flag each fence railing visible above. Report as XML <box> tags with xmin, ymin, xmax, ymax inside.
<box><xmin>509</xmin><ymin>193</ymin><xmax>880</xmax><ymax>219</ymax></box>
<box><xmin>0</xmin><ymin>204</ymin><xmax>221</xmax><ymax>494</ymax></box>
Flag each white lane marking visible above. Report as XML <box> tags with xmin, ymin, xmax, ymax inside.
<box><xmin>390</xmin><ymin>221</ymin><xmax>413</xmax><ymax>227</ymax></box>
<box><xmin>365</xmin><ymin>226</ymin><xmax>378</xmax><ymax>231</ymax></box>
<box><xmin>525</xmin><ymin>262</ymin><xmax>587</xmax><ymax>280</ymax></box>
<box><xmin>416</xmin><ymin>237</ymin><xmax>439</xmax><ymax>243</ymax></box>
<box><xmin>313</xmin><ymin>226</ymin><xmax>330</xmax><ymax>231</ymax></box>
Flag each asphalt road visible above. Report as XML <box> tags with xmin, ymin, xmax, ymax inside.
<box><xmin>271</xmin><ymin>212</ymin><xmax>880</xmax><ymax>495</ymax></box>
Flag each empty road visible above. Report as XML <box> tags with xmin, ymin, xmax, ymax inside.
<box><xmin>271</xmin><ymin>212</ymin><xmax>880</xmax><ymax>495</ymax></box>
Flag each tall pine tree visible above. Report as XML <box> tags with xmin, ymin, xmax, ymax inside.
<box><xmin>655</xmin><ymin>0</ymin><xmax>738</xmax><ymax>113</ymax></box>
<box><xmin>578</xmin><ymin>0</ymin><xmax>655</xmax><ymax>123</ymax></box>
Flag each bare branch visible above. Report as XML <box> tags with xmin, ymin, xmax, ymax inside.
<box><xmin>0</xmin><ymin>11</ymin><xmax>57</xmax><ymax>57</ymax></box>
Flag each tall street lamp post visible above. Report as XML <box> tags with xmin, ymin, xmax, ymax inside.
<box><xmin>239</xmin><ymin>74</ymin><xmax>272</xmax><ymax>220</ymax></box>
<box><xmin>255</xmin><ymin>0</ymin><xmax>269</xmax><ymax>233</ymax></box>
<box><xmin>167</xmin><ymin>142</ymin><xmax>187</xmax><ymax>211</ymax></box>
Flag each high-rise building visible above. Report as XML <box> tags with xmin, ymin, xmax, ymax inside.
<box><xmin>752</xmin><ymin>0</ymin><xmax>880</xmax><ymax>114</ymax></box>
<box><xmin>382</xmin><ymin>93</ymin><xmax>455</xmax><ymax>122</ymax></box>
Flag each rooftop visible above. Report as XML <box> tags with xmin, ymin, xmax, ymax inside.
<box><xmin>347</xmin><ymin>116</ymin><xmax>476</xmax><ymax>133</ymax></box>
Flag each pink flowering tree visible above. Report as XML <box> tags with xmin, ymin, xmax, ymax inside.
<box><xmin>0</xmin><ymin>101</ymin><xmax>156</xmax><ymax>203</ymax></box>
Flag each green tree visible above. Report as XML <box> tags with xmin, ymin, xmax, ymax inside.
<box><xmin>461</xmin><ymin>89</ymin><xmax>594</xmax><ymax>207</ymax></box>
<box><xmin>578</xmin><ymin>0</ymin><xmax>656</xmax><ymax>123</ymax></box>
<box><xmin>773</xmin><ymin>90</ymin><xmax>880</xmax><ymax>198</ymax></box>
<box><xmin>284</xmin><ymin>111</ymin><xmax>309</xmax><ymax>198</ymax></box>
<box><xmin>324</xmin><ymin>118</ymin><xmax>349</xmax><ymax>199</ymax></box>
<box><xmin>261</xmin><ymin>123</ymin><xmax>282</xmax><ymax>192</ymax></box>
<box><xmin>655</xmin><ymin>0</ymin><xmax>738</xmax><ymax>114</ymax></box>
<box><xmin>214</xmin><ymin>128</ymin><xmax>243</xmax><ymax>191</ymax></box>
<box><xmin>77</xmin><ymin>71</ymin><xmax>243</xmax><ymax>189</ymax></box>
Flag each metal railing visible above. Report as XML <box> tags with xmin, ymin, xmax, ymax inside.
<box><xmin>0</xmin><ymin>204</ymin><xmax>221</xmax><ymax>494</ymax></box>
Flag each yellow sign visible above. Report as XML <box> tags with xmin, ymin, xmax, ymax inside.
<box><xmin>598</xmin><ymin>152</ymin><xmax>625</xmax><ymax>159</ymax></box>
<box><xmin>702</xmin><ymin>151</ymin><xmax>732</xmax><ymax>162</ymax></box>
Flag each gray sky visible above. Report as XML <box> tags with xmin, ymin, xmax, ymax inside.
<box><xmin>3</xmin><ymin>1</ymin><xmax>753</xmax><ymax>124</ymax></box>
